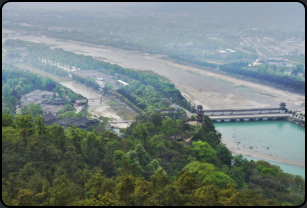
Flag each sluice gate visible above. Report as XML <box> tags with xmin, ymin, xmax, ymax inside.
<box><xmin>196</xmin><ymin>103</ymin><xmax>289</xmax><ymax>123</ymax></box>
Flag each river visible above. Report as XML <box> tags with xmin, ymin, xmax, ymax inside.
<box><xmin>214</xmin><ymin>121</ymin><xmax>305</xmax><ymax>178</ymax></box>
<box><xmin>2</xmin><ymin>33</ymin><xmax>305</xmax><ymax>111</ymax></box>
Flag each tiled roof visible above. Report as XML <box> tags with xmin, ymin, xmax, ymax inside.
<box><xmin>169</xmin><ymin>133</ymin><xmax>184</xmax><ymax>140</ymax></box>
<box><xmin>43</xmin><ymin>113</ymin><xmax>56</xmax><ymax>122</ymax></box>
<box><xmin>56</xmin><ymin>117</ymin><xmax>74</xmax><ymax>126</ymax></box>
<box><xmin>76</xmin><ymin>99</ymin><xmax>87</xmax><ymax>103</ymax></box>
<box><xmin>55</xmin><ymin>116</ymin><xmax>99</xmax><ymax>128</ymax></box>
<box><xmin>54</xmin><ymin>96</ymin><xmax>65</xmax><ymax>101</ymax></box>
<box><xmin>23</xmin><ymin>89</ymin><xmax>41</xmax><ymax>98</ymax></box>
<box><xmin>71</xmin><ymin>117</ymin><xmax>99</xmax><ymax>127</ymax></box>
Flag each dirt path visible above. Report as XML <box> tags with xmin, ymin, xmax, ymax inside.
<box><xmin>59</xmin><ymin>81</ymin><xmax>130</xmax><ymax>128</ymax></box>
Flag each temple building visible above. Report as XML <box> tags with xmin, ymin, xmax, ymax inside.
<box><xmin>51</xmin><ymin>96</ymin><xmax>66</xmax><ymax>105</ymax></box>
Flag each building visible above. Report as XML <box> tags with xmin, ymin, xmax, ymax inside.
<box><xmin>75</xmin><ymin>99</ymin><xmax>88</xmax><ymax>106</ymax></box>
<box><xmin>226</xmin><ymin>49</ymin><xmax>236</xmax><ymax>53</ymax></box>
<box><xmin>70</xmin><ymin>117</ymin><xmax>99</xmax><ymax>129</ymax></box>
<box><xmin>42</xmin><ymin>113</ymin><xmax>57</xmax><ymax>125</ymax></box>
<box><xmin>55</xmin><ymin>116</ymin><xmax>99</xmax><ymax>129</ymax></box>
<box><xmin>169</xmin><ymin>133</ymin><xmax>184</xmax><ymax>141</ymax></box>
<box><xmin>155</xmin><ymin>104</ymin><xmax>183</xmax><ymax>114</ymax></box>
<box><xmin>170</xmin><ymin>104</ymin><xmax>182</xmax><ymax>111</ymax></box>
<box><xmin>19</xmin><ymin>90</ymin><xmax>58</xmax><ymax>107</ymax></box>
<box><xmin>51</xmin><ymin>96</ymin><xmax>66</xmax><ymax>105</ymax></box>
<box><xmin>41</xmin><ymin>104</ymin><xmax>65</xmax><ymax>116</ymax></box>
<box><xmin>117</xmin><ymin>80</ymin><xmax>129</xmax><ymax>86</ymax></box>
<box><xmin>55</xmin><ymin>117</ymin><xmax>75</xmax><ymax>128</ymax></box>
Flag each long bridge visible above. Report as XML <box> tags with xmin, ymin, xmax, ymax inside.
<box><xmin>201</xmin><ymin>107</ymin><xmax>286</xmax><ymax>115</ymax></box>
<box><xmin>196</xmin><ymin>103</ymin><xmax>289</xmax><ymax>123</ymax></box>
<box><xmin>209</xmin><ymin>113</ymin><xmax>289</xmax><ymax>122</ymax></box>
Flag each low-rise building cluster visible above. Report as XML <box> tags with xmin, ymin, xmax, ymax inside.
<box><xmin>42</xmin><ymin>113</ymin><xmax>99</xmax><ymax>129</ymax></box>
<box><xmin>18</xmin><ymin>89</ymin><xmax>66</xmax><ymax>116</ymax></box>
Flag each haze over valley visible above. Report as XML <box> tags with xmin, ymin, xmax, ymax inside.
<box><xmin>2</xmin><ymin>3</ymin><xmax>305</xmax><ymax>206</ymax></box>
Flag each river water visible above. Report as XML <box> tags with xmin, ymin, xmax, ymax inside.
<box><xmin>214</xmin><ymin>121</ymin><xmax>305</xmax><ymax>178</ymax></box>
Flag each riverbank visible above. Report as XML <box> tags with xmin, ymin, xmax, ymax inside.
<box><xmin>150</xmin><ymin>56</ymin><xmax>305</xmax><ymax>108</ymax></box>
<box><xmin>2</xmin><ymin>34</ymin><xmax>305</xmax><ymax>110</ymax></box>
<box><xmin>220</xmin><ymin>135</ymin><xmax>304</xmax><ymax>167</ymax></box>
<box><xmin>286</xmin><ymin>116</ymin><xmax>305</xmax><ymax>127</ymax></box>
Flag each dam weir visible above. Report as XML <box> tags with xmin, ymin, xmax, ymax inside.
<box><xmin>197</xmin><ymin>103</ymin><xmax>289</xmax><ymax>123</ymax></box>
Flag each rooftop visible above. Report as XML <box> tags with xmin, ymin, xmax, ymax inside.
<box><xmin>169</xmin><ymin>133</ymin><xmax>184</xmax><ymax>141</ymax></box>
<box><xmin>71</xmin><ymin>117</ymin><xmax>99</xmax><ymax>127</ymax></box>
<box><xmin>43</xmin><ymin>113</ymin><xmax>56</xmax><ymax>122</ymax></box>
<box><xmin>41</xmin><ymin>104</ymin><xmax>64</xmax><ymax>115</ymax></box>
<box><xmin>117</xmin><ymin>80</ymin><xmax>129</xmax><ymax>86</ymax></box>
<box><xmin>76</xmin><ymin>99</ymin><xmax>88</xmax><ymax>103</ymax></box>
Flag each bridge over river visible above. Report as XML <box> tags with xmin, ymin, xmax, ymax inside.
<box><xmin>196</xmin><ymin>103</ymin><xmax>289</xmax><ymax>123</ymax></box>
<box><xmin>209</xmin><ymin>113</ymin><xmax>289</xmax><ymax>122</ymax></box>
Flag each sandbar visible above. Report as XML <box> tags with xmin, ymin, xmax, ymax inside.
<box><xmin>220</xmin><ymin>135</ymin><xmax>305</xmax><ymax>168</ymax></box>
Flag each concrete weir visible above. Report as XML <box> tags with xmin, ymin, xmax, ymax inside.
<box><xmin>209</xmin><ymin>114</ymin><xmax>289</xmax><ymax>123</ymax></box>
<box><xmin>202</xmin><ymin>103</ymin><xmax>289</xmax><ymax>123</ymax></box>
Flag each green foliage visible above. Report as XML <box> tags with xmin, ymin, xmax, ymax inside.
<box><xmin>215</xmin><ymin>144</ymin><xmax>233</xmax><ymax>167</ymax></box>
<box><xmin>192</xmin><ymin>140</ymin><xmax>216</xmax><ymax>163</ymax></box>
<box><xmin>182</xmin><ymin>161</ymin><xmax>235</xmax><ymax>189</ymax></box>
<box><xmin>219</xmin><ymin>62</ymin><xmax>305</xmax><ymax>93</ymax></box>
<box><xmin>256</xmin><ymin>165</ymin><xmax>277</xmax><ymax>177</ymax></box>
<box><xmin>1</xmin><ymin>113</ymin><xmax>302</xmax><ymax>206</ymax></box>
<box><xmin>161</xmin><ymin>118</ymin><xmax>178</xmax><ymax>135</ymax></box>
<box><xmin>28</xmin><ymin>103</ymin><xmax>43</xmax><ymax>117</ymax></box>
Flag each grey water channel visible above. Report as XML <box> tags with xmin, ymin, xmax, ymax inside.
<box><xmin>214</xmin><ymin>120</ymin><xmax>305</xmax><ymax>178</ymax></box>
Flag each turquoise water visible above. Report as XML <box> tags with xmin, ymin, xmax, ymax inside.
<box><xmin>214</xmin><ymin>121</ymin><xmax>305</xmax><ymax>178</ymax></box>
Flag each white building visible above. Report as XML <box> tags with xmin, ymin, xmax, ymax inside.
<box><xmin>117</xmin><ymin>80</ymin><xmax>129</xmax><ymax>86</ymax></box>
<box><xmin>226</xmin><ymin>49</ymin><xmax>236</xmax><ymax>53</ymax></box>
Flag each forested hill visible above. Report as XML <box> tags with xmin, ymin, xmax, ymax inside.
<box><xmin>2</xmin><ymin>111</ymin><xmax>305</xmax><ymax>206</ymax></box>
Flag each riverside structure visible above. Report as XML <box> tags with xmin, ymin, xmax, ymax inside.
<box><xmin>198</xmin><ymin>103</ymin><xmax>289</xmax><ymax>122</ymax></box>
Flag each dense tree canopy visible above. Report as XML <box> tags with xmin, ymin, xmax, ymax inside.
<box><xmin>2</xmin><ymin>112</ymin><xmax>304</xmax><ymax>206</ymax></box>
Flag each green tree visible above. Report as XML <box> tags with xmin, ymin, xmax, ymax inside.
<box><xmin>2</xmin><ymin>113</ymin><xmax>15</xmax><ymax>128</ymax></box>
<box><xmin>149</xmin><ymin>112</ymin><xmax>163</xmax><ymax>128</ymax></box>
<box><xmin>62</xmin><ymin>111</ymin><xmax>76</xmax><ymax>119</ymax></box>
<box><xmin>183</xmin><ymin>161</ymin><xmax>235</xmax><ymax>189</ymax></box>
<box><xmin>161</xmin><ymin>118</ymin><xmax>178</xmax><ymax>135</ymax></box>
<box><xmin>132</xmin><ymin>123</ymin><xmax>149</xmax><ymax>149</ymax></box>
<box><xmin>191</xmin><ymin>115</ymin><xmax>196</xmax><ymax>121</ymax></box>
<box><xmin>20</xmin><ymin>106</ymin><xmax>30</xmax><ymax>115</ymax></box>
<box><xmin>116</xmin><ymin>174</ymin><xmax>136</xmax><ymax>205</ymax></box>
<box><xmin>17</xmin><ymin>189</ymin><xmax>34</xmax><ymax>206</ymax></box>
<box><xmin>15</xmin><ymin>114</ymin><xmax>35</xmax><ymax>136</ymax></box>
<box><xmin>215</xmin><ymin>144</ymin><xmax>233</xmax><ymax>167</ymax></box>
<box><xmin>132</xmin><ymin>177</ymin><xmax>152</xmax><ymax>205</ymax></box>
<box><xmin>230</xmin><ymin>166</ymin><xmax>245</xmax><ymax>188</ymax></box>
<box><xmin>192</xmin><ymin>140</ymin><xmax>216</xmax><ymax>163</ymax></box>
<box><xmin>28</xmin><ymin>103</ymin><xmax>43</xmax><ymax>117</ymax></box>
<box><xmin>104</xmin><ymin>82</ymin><xmax>113</xmax><ymax>93</ymax></box>
<box><xmin>49</xmin><ymin>175</ymin><xmax>73</xmax><ymax>206</ymax></box>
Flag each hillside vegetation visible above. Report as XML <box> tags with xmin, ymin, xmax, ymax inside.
<box><xmin>2</xmin><ymin>112</ymin><xmax>305</xmax><ymax>206</ymax></box>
